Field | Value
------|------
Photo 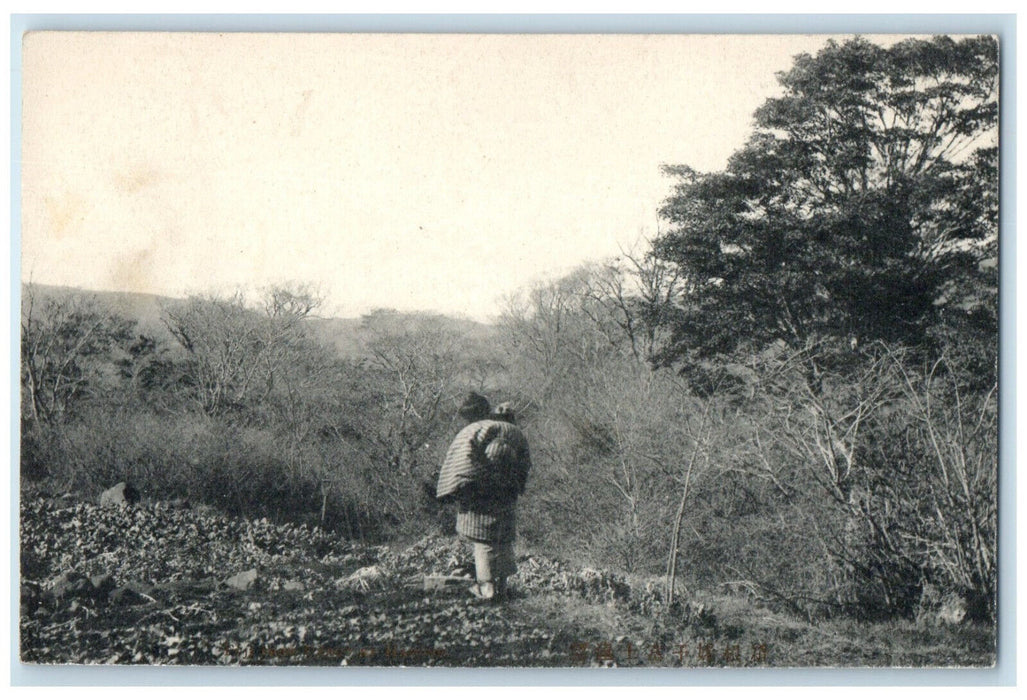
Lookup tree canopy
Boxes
[653,36,998,372]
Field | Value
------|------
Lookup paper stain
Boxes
[113,164,164,195]
[109,247,156,294]
[42,193,87,240]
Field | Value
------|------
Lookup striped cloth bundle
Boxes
[436,419,531,501]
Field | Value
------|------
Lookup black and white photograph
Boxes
[17,29,1000,669]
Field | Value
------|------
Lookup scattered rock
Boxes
[21,581,42,616]
[224,569,259,591]
[282,580,305,592]
[152,578,216,598]
[90,573,114,589]
[50,571,94,600]
[449,564,475,579]
[123,580,155,597]
[349,565,382,581]
[938,593,967,625]
[99,482,140,508]
[424,574,473,592]
[156,498,192,511]
[109,586,151,606]
[46,571,121,604]
[90,574,116,601]
[340,564,386,591]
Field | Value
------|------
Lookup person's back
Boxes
[436,394,531,601]
[451,419,530,540]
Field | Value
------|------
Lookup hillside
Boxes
[20,496,995,667]
[22,284,173,340]
[20,283,496,359]
[306,313,496,359]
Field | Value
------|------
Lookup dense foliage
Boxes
[655,36,997,369]
[644,35,998,619]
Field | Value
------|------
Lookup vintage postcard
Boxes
[18,29,999,671]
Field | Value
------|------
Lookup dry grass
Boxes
[504,586,995,668]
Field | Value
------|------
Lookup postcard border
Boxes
[8,12,1017,687]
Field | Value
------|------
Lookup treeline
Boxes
[21,35,998,624]
[20,285,499,541]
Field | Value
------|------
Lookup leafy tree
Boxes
[654,35,998,372]
[651,35,998,619]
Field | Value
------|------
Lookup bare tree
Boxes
[163,293,262,416]
[351,311,466,521]
[889,350,997,618]
[21,285,132,424]
[256,283,323,400]
[162,284,322,417]
[579,239,685,362]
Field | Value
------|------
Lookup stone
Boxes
[123,580,155,597]
[338,565,386,591]
[21,582,42,616]
[109,586,150,606]
[938,593,967,625]
[224,569,259,591]
[50,571,93,600]
[152,578,215,598]
[90,574,116,601]
[423,575,473,592]
[99,482,140,508]
[282,580,304,592]
[347,565,381,582]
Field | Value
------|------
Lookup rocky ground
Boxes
[20,496,996,667]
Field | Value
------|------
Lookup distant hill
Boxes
[20,283,498,359]
[305,317,367,357]
[307,310,497,359]
[21,284,174,341]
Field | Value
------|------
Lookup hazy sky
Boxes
[23,32,872,320]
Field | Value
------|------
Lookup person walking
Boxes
[436,392,531,601]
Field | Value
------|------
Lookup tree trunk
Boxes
[665,482,690,607]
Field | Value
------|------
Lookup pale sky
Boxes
[22,32,880,321]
